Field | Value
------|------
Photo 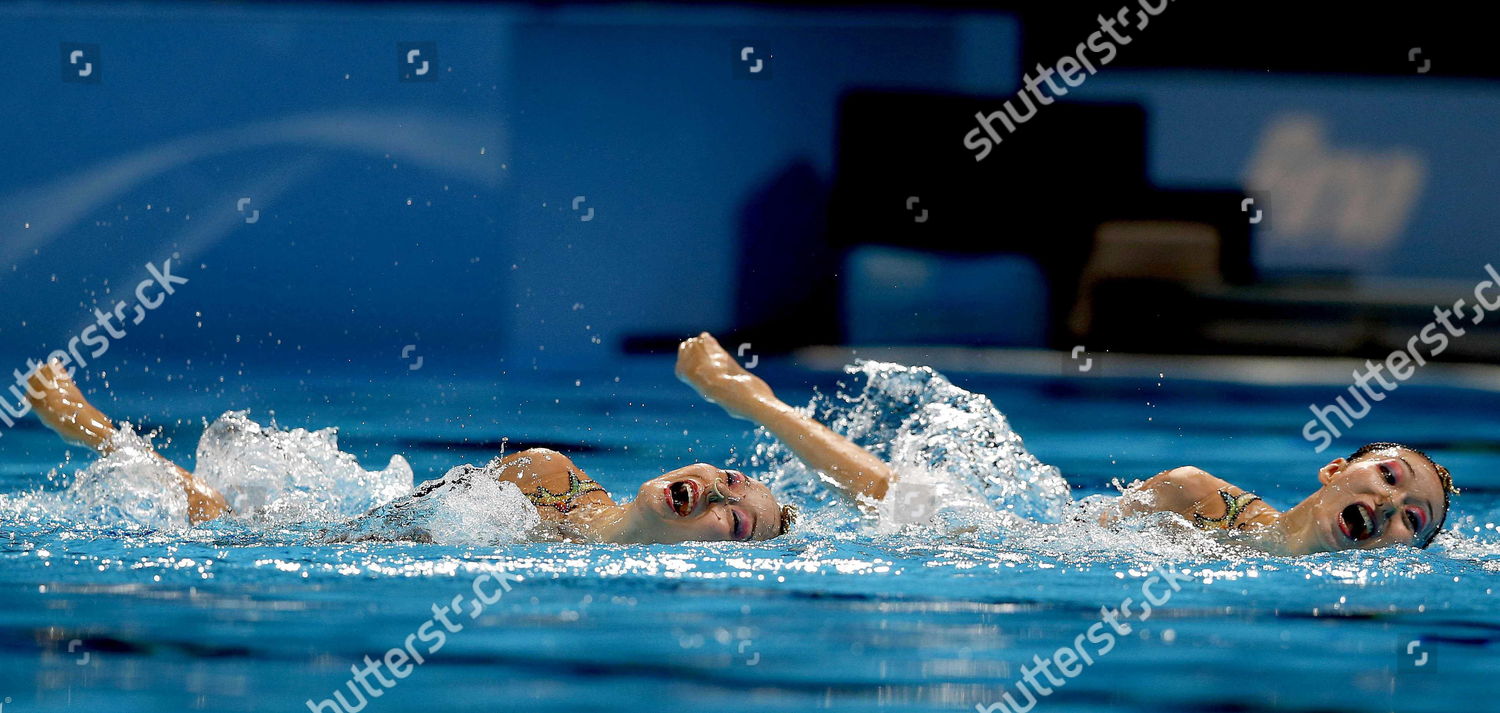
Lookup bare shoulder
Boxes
[1117,466,1234,521]
[1133,466,1228,510]
[1122,466,1274,531]
[492,448,614,514]
[494,447,579,481]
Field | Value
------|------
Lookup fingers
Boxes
[676,334,715,372]
[25,364,63,397]
[675,337,699,379]
[677,334,707,365]
[675,332,749,394]
[678,332,722,351]
[37,359,73,385]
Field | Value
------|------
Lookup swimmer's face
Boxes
[631,464,786,543]
[1295,446,1447,553]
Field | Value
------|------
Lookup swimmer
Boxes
[23,336,881,544]
[1106,444,1458,554]
[674,333,1460,555]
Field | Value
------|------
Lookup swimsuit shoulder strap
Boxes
[1192,488,1264,531]
[525,469,607,514]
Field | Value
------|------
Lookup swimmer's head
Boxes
[1283,442,1456,554]
[628,463,792,543]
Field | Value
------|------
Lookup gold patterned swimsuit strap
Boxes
[1192,489,1262,531]
[526,470,605,514]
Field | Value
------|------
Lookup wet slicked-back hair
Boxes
[1347,442,1458,548]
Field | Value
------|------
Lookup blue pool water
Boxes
[1,357,1497,712]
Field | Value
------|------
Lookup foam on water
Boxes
[1436,504,1500,573]
[0,411,543,545]
[325,462,542,545]
[0,425,188,531]
[193,410,411,524]
[747,360,1072,535]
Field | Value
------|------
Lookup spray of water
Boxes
[747,361,1071,534]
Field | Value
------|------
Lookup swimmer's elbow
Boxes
[495,447,580,481]
[1145,466,1211,491]
[1126,467,1213,516]
[498,447,566,466]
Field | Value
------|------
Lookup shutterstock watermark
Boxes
[963,0,1174,162]
[1301,263,1500,452]
[975,566,1190,713]
[305,569,523,713]
[0,258,189,437]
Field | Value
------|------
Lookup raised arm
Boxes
[675,333,895,502]
[25,362,230,524]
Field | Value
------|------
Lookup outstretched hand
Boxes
[676,331,895,502]
[674,332,775,420]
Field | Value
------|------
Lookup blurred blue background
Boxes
[5,1,1497,378]
[0,0,1495,462]
[0,2,1016,372]
[3,5,1499,713]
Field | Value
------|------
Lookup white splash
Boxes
[325,461,543,546]
[0,411,413,532]
[194,411,412,525]
[0,425,189,530]
[748,361,1072,534]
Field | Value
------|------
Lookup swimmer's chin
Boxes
[565,489,691,545]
